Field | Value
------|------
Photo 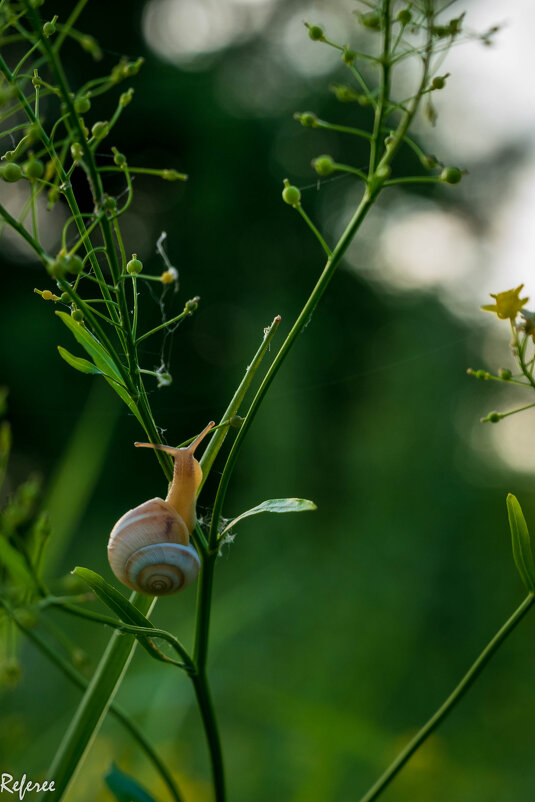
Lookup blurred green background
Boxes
[1,1,535,800]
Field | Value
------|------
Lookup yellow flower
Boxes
[481,285,529,320]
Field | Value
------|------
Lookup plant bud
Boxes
[126,254,143,274]
[312,155,335,177]
[397,9,412,25]
[91,121,109,140]
[23,156,44,180]
[282,183,301,206]
[0,162,22,182]
[307,25,324,41]
[294,111,318,128]
[440,166,463,184]
[74,95,91,114]
[71,142,84,161]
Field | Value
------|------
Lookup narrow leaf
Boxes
[73,566,175,665]
[105,763,158,802]
[507,493,535,593]
[57,346,103,375]
[56,311,143,425]
[220,497,317,536]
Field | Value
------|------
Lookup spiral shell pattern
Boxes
[108,497,200,595]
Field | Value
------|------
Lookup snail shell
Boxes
[107,422,214,596]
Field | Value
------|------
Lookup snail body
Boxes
[108,421,214,596]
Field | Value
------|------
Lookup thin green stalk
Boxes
[44,593,154,801]
[296,205,332,257]
[208,189,375,550]
[46,598,193,669]
[199,314,281,488]
[136,309,191,345]
[359,594,535,802]
[15,618,184,802]
[192,670,226,802]
[0,201,45,258]
[369,0,392,176]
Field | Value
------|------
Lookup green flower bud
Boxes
[341,47,356,65]
[119,89,134,107]
[397,9,412,25]
[60,292,71,304]
[498,368,512,380]
[74,95,91,114]
[185,296,200,313]
[70,142,84,162]
[431,74,448,90]
[72,309,84,323]
[42,20,56,38]
[91,121,109,140]
[126,254,143,274]
[294,111,318,128]
[113,149,126,166]
[0,162,22,182]
[359,11,381,29]
[312,154,336,177]
[64,254,84,275]
[486,411,501,423]
[23,156,44,180]
[123,58,144,77]
[329,84,360,103]
[282,183,301,206]
[307,24,324,41]
[440,166,463,184]
[102,195,117,212]
[229,414,244,429]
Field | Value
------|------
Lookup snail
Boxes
[108,421,215,596]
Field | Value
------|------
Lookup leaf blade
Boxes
[73,566,174,665]
[57,346,103,375]
[507,493,535,593]
[220,497,317,536]
[105,763,158,802]
[55,312,143,425]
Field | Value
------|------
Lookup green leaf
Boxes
[105,763,158,802]
[507,493,535,593]
[55,311,143,425]
[220,497,317,537]
[73,566,175,665]
[57,346,103,375]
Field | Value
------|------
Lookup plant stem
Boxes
[359,594,535,802]
[14,614,184,802]
[192,669,226,802]
[44,594,154,801]
[208,189,375,549]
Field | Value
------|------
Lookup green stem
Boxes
[359,594,535,802]
[369,0,392,176]
[15,617,184,802]
[44,593,154,801]
[199,315,281,489]
[208,189,375,549]
[136,308,191,345]
[191,668,226,802]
